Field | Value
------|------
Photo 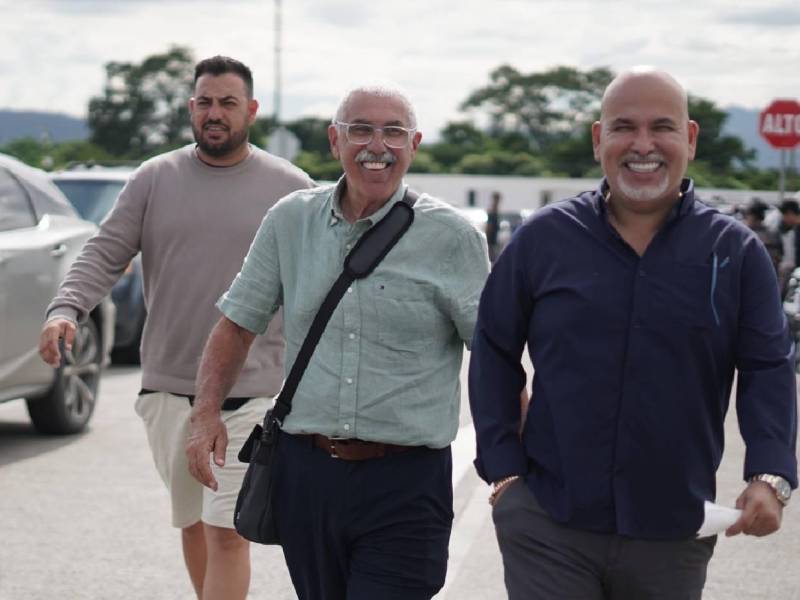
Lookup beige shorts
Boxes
[134,391,271,529]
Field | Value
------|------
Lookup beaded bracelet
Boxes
[489,475,520,505]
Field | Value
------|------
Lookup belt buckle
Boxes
[328,437,347,459]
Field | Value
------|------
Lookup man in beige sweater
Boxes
[39,56,313,600]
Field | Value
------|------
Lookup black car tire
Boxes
[26,319,102,434]
[111,315,143,365]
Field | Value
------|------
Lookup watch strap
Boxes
[750,474,791,506]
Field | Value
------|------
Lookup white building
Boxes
[404,173,786,213]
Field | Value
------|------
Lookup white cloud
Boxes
[1,0,798,137]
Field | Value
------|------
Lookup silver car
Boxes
[51,165,145,363]
[0,153,114,434]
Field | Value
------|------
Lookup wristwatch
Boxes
[750,474,792,506]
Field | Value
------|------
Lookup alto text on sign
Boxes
[759,99,800,149]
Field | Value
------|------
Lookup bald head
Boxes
[591,67,699,210]
[601,68,690,122]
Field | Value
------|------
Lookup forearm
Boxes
[193,316,256,414]
[49,181,145,320]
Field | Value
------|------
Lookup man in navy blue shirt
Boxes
[469,68,797,599]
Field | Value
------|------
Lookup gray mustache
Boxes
[355,149,396,164]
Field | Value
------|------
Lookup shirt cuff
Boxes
[474,438,528,483]
[46,307,80,325]
[216,296,268,335]
[744,439,798,488]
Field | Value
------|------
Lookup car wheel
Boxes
[111,315,143,365]
[26,319,102,434]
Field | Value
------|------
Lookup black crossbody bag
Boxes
[234,189,418,545]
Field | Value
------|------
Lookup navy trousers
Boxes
[273,431,454,600]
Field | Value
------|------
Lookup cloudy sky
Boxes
[2,0,799,138]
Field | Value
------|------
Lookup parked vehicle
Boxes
[0,153,115,434]
[50,165,145,363]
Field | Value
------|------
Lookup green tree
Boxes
[1,137,121,171]
[285,117,332,155]
[545,125,596,177]
[292,151,342,182]
[688,96,755,171]
[455,150,548,176]
[426,121,489,170]
[460,64,613,151]
[88,46,195,157]
[0,137,49,168]
[250,115,277,148]
[408,149,444,173]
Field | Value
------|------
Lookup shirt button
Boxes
[346,377,353,384]
[347,287,353,294]
[343,423,350,431]
[349,333,355,340]
[345,243,352,250]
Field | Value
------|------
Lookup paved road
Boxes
[0,360,798,599]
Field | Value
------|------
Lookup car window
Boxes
[0,168,36,231]
[52,180,125,225]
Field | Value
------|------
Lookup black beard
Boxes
[192,124,249,158]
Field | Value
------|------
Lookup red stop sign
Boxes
[759,99,800,149]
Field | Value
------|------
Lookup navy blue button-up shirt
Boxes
[469,179,798,540]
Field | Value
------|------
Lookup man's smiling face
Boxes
[592,71,698,209]
[328,91,421,206]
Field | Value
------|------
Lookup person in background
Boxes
[486,191,502,262]
[742,198,782,274]
[39,56,314,600]
[777,198,800,295]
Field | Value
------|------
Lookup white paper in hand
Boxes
[696,501,741,538]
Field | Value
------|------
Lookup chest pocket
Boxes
[648,263,717,329]
[370,277,444,352]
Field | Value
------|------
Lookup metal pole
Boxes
[274,0,282,125]
[779,149,786,202]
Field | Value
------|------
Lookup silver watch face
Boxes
[757,474,792,504]
[774,478,792,502]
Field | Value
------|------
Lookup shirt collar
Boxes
[595,177,696,223]
[327,176,408,227]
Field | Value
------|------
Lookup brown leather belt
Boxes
[308,434,417,461]
[139,388,251,411]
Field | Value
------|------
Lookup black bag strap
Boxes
[268,188,419,426]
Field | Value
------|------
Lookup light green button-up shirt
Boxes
[218,179,490,448]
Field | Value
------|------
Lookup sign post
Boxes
[759,99,800,201]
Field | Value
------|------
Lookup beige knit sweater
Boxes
[48,144,314,397]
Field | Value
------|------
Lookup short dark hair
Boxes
[194,56,254,98]
[780,199,800,215]
[744,198,768,221]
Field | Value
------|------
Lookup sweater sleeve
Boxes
[468,231,533,483]
[735,237,798,488]
[46,167,149,322]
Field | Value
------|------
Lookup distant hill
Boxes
[721,105,796,170]
[0,110,88,145]
[0,106,792,171]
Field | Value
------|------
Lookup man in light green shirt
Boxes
[187,84,490,600]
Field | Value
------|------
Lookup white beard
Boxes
[616,171,670,203]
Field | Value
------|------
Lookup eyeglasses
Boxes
[333,121,416,148]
